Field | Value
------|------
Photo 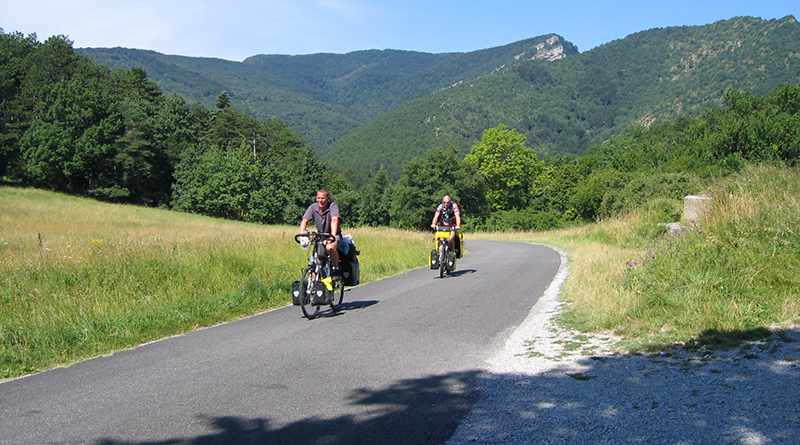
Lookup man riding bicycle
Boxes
[299,188,341,274]
[430,194,461,252]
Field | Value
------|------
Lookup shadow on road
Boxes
[94,328,800,445]
[446,269,476,277]
[307,299,380,319]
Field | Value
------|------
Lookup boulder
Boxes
[683,195,712,225]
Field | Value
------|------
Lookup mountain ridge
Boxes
[326,15,800,177]
[79,33,576,153]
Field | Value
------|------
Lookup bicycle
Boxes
[430,226,457,278]
[292,231,344,319]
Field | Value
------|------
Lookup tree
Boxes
[390,147,462,230]
[463,124,543,212]
[216,91,231,110]
[356,166,390,226]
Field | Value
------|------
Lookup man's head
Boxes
[316,188,331,209]
[442,194,452,208]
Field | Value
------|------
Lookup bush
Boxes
[632,198,683,240]
[484,209,563,231]
[600,172,700,218]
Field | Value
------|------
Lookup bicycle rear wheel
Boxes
[300,268,321,319]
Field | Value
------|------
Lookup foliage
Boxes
[389,147,464,230]
[387,83,800,231]
[79,34,572,155]
[620,165,800,347]
[463,125,543,212]
[0,30,334,226]
[329,16,800,177]
[484,208,563,231]
[355,166,391,226]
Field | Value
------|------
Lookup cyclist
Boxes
[299,188,341,274]
[430,194,461,254]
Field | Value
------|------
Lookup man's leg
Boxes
[325,240,340,268]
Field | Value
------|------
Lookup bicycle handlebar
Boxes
[294,232,336,243]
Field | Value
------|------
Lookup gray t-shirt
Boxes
[302,202,340,235]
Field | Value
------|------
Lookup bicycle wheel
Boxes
[330,279,344,311]
[300,268,321,319]
[439,243,447,278]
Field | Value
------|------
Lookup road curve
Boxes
[0,240,560,445]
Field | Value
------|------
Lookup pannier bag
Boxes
[338,234,359,259]
[429,250,439,269]
[312,281,332,305]
[338,234,360,286]
[342,256,360,286]
[291,280,304,305]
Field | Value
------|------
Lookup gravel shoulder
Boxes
[448,247,800,445]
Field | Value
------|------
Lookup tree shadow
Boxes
[96,370,483,445]
[94,328,800,445]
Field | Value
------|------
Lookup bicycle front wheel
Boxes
[330,280,344,311]
[300,268,321,319]
[439,243,447,279]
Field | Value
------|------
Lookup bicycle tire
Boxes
[330,280,344,311]
[299,268,321,319]
[439,242,447,279]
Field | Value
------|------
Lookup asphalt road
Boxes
[0,240,560,445]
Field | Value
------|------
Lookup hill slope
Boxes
[328,16,800,176]
[80,34,576,153]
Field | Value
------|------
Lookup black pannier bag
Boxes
[339,235,360,286]
[342,256,359,286]
[291,280,303,305]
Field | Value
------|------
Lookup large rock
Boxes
[683,195,712,225]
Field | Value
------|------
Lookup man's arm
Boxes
[454,204,461,228]
[299,205,314,233]
[331,216,340,236]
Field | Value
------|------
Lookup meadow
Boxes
[0,188,428,379]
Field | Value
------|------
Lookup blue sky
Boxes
[1,0,797,61]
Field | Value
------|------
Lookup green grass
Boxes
[476,164,800,350]
[0,188,428,379]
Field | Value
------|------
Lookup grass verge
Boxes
[0,188,428,379]
[476,164,800,350]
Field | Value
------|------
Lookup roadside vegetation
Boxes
[0,188,428,379]
[477,164,800,350]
